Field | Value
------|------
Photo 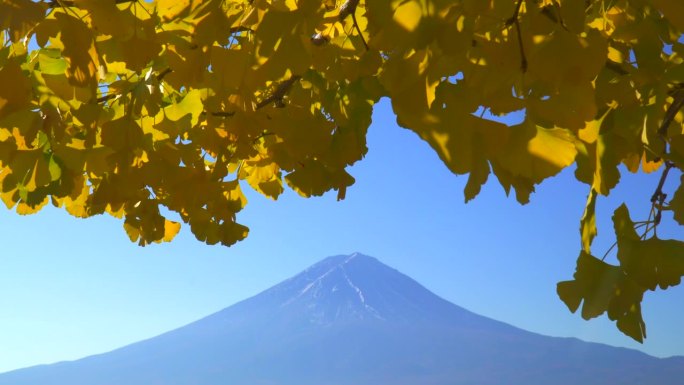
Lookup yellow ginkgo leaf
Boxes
[163,220,182,242]
[55,13,100,87]
[0,60,32,119]
[0,0,46,42]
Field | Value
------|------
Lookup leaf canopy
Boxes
[1,0,684,341]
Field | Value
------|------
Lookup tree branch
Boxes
[650,161,675,226]
[229,26,254,35]
[49,0,255,37]
[255,75,302,110]
[202,76,302,116]
[156,67,173,82]
[506,0,527,73]
[338,0,360,21]
[96,67,172,104]
[97,90,119,104]
[505,0,524,27]
[48,0,133,7]
[605,59,629,76]
[513,20,527,73]
[202,111,235,118]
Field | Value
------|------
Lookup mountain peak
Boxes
[299,252,378,274]
[248,253,468,326]
[278,253,384,322]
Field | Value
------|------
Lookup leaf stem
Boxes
[600,240,618,261]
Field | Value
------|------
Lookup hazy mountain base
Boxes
[2,254,683,385]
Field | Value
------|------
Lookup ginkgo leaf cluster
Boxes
[1,0,683,341]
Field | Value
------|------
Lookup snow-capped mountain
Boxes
[1,253,682,385]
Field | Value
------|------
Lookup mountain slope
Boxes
[1,253,682,385]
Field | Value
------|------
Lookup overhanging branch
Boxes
[48,0,133,7]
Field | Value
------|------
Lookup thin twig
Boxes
[505,0,524,27]
[252,131,275,144]
[539,2,568,30]
[650,161,675,226]
[229,26,255,35]
[605,59,629,76]
[514,20,527,72]
[96,93,119,104]
[351,13,369,51]
[202,111,235,118]
[600,240,618,261]
[505,0,527,73]
[337,0,368,51]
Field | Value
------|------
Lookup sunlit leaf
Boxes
[163,219,181,242]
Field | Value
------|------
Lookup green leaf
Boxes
[580,188,598,253]
[557,250,647,342]
[38,49,68,75]
[492,121,577,204]
[614,204,684,291]
[163,89,204,128]
[650,0,684,33]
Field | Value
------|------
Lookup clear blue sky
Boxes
[1,99,683,373]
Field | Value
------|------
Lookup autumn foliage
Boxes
[1,0,684,341]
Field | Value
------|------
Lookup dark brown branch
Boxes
[252,131,275,144]
[540,6,559,23]
[338,0,360,21]
[202,111,235,118]
[48,0,133,7]
[96,93,118,104]
[505,0,524,27]
[96,67,172,104]
[156,67,173,82]
[513,20,527,73]
[255,75,302,110]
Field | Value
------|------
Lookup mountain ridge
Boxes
[1,252,683,385]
